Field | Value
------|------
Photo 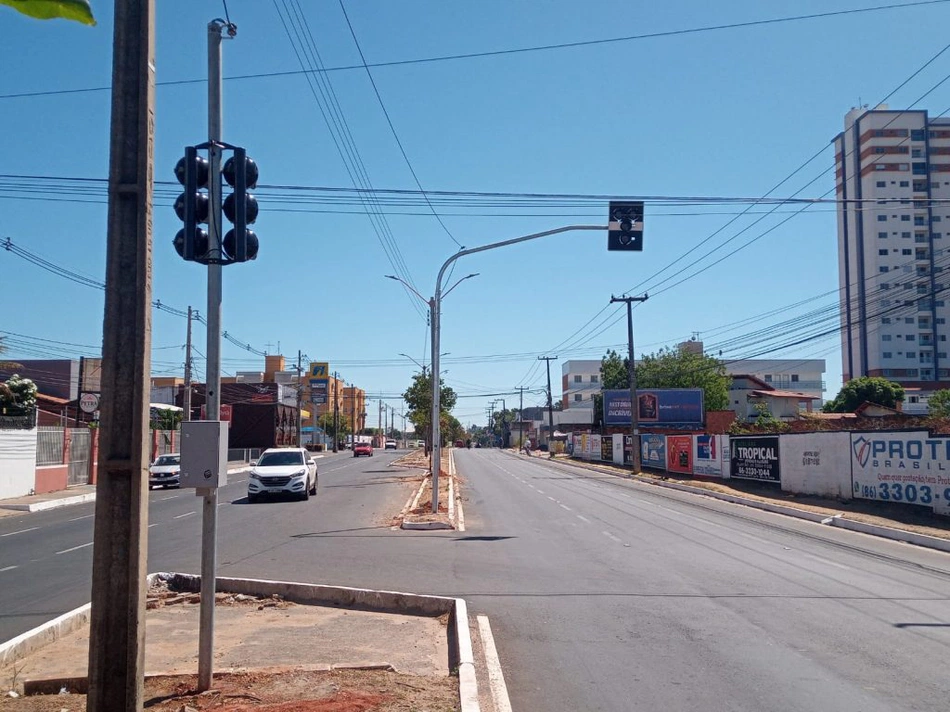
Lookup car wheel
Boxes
[299,483,310,501]
[309,476,317,496]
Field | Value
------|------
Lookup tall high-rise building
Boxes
[835,105,950,389]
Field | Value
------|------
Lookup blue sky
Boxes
[3,0,950,426]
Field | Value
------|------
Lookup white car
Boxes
[247,447,317,503]
[149,453,181,489]
[384,439,397,450]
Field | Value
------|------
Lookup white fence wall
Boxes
[0,428,38,499]
[779,432,852,499]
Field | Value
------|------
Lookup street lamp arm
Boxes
[442,273,479,300]
[384,274,429,305]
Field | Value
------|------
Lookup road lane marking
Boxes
[547,496,556,502]
[174,511,196,519]
[536,489,545,494]
[158,495,178,501]
[476,615,513,712]
[56,542,93,555]
[68,514,94,522]
[576,514,590,522]
[602,531,623,544]
[559,504,572,511]
[0,527,39,537]
[148,523,160,528]
[0,565,17,573]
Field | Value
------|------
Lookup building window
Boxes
[934,216,943,222]
[906,317,915,323]
[590,375,599,383]
[915,216,927,225]
[574,394,582,402]
[912,129,926,141]
[876,180,887,188]
[908,352,917,359]
[880,266,889,273]
[881,283,890,290]
[883,352,893,358]
[939,300,946,307]
[877,231,887,239]
[882,299,893,307]
[903,248,913,255]
[877,215,888,222]
[942,335,947,341]
[913,148,923,158]
[914,180,927,191]
[879,248,889,255]
[914,162,928,175]
[882,317,891,324]
[902,232,911,239]
[933,182,941,189]
[791,375,799,382]
[907,334,917,341]
[938,318,946,325]
[900,181,910,187]
[882,335,892,341]
[935,233,943,239]
[573,375,582,383]
[901,215,911,222]
[940,352,948,358]
[764,375,772,382]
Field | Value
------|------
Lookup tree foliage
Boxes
[317,411,350,439]
[822,376,904,413]
[0,374,37,414]
[1,0,95,24]
[928,389,950,418]
[402,372,457,440]
[598,346,730,413]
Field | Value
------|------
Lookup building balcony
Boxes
[762,380,824,393]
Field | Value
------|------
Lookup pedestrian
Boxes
[523,439,531,456]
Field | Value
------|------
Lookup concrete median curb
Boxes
[0,603,91,669]
[1,492,97,513]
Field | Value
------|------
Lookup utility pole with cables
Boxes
[517,385,525,449]
[296,350,302,447]
[610,293,648,473]
[539,356,558,457]
[333,371,340,452]
[183,306,194,421]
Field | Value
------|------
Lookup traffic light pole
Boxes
[197,18,230,693]
[610,294,648,473]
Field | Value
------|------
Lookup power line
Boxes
[3,1,947,100]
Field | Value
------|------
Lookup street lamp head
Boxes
[384,274,398,281]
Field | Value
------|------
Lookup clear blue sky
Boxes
[3,0,950,426]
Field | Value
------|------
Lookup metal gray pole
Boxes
[539,356,557,456]
[183,306,193,421]
[611,294,648,472]
[296,350,302,447]
[429,297,440,512]
[87,2,155,709]
[197,18,229,693]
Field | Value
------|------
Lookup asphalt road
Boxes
[4,447,950,711]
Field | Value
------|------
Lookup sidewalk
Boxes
[0,463,251,516]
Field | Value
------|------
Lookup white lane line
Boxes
[158,495,178,501]
[559,503,572,511]
[0,527,39,538]
[148,523,160,528]
[476,615,513,712]
[68,514,95,522]
[547,496,556,502]
[576,514,590,523]
[0,565,18,573]
[173,511,196,520]
[56,542,93,555]
[602,530,622,544]
[536,489,545,494]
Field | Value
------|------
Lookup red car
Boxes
[353,442,374,457]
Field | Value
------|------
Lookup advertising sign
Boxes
[731,435,780,482]
[601,436,613,462]
[200,404,232,422]
[79,393,100,414]
[851,431,950,508]
[692,434,726,477]
[309,362,329,379]
[309,378,329,405]
[590,434,602,460]
[603,389,704,426]
[641,434,666,469]
[666,434,693,474]
[780,432,852,498]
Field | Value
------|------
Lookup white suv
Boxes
[247,448,317,503]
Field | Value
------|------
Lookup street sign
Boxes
[608,201,644,251]
[79,392,100,413]
[309,377,329,405]
[309,362,329,378]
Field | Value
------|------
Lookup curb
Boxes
[558,455,950,555]
[1,492,97,513]
[401,520,454,530]
[5,573,482,710]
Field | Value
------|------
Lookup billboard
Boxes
[603,389,704,426]
[851,431,950,509]
[693,434,727,478]
[601,436,613,462]
[780,432,852,498]
[666,434,693,474]
[641,434,666,469]
[730,435,780,482]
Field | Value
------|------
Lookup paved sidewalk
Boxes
[0,463,251,516]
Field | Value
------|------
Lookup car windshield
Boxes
[155,455,179,466]
[257,451,304,466]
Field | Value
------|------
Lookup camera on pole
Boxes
[221,148,259,262]
[173,147,211,261]
[607,201,644,251]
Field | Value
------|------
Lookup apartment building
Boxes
[561,360,603,409]
[835,105,950,389]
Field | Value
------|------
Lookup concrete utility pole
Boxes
[378,399,383,447]
[539,356,558,457]
[610,294,648,473]
[296,350,303,447]
[488,402,495,446]
[518,386,525,448]
[350,383,357,447]
[333,371,339,452]
[87,1,155,710]
[183,306,194,421]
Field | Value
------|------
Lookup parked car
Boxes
[384,439,397,450]
[353,442,374,457]
[247,447,317,502]
[148,453,180,489]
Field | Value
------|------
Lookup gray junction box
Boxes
[180,420,228,488]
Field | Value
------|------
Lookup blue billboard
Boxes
[603,389,704,426]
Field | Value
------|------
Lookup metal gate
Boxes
[67,428,91,486]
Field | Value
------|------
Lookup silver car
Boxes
[247,448,317,503]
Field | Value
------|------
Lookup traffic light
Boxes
[221,148,259,262]
[173,147,211,261]
[607,201,644,251]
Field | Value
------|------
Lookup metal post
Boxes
[429,297,440,511]
[196,19,230,693]
[183,306,193,421]
[610,294,648,472]
[539,357,557,456]
[296,350,302,447]
[333,371,339,452]
[87,2,155,709]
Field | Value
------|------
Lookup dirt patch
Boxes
[0,669,459,711]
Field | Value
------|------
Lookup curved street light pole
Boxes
[429,224,604,513]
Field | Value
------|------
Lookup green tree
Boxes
[822,376,904,413]
[150,406,181,431]
[402,372,457,444]
[317,411,350,440]
[0,374,38,415]
[1,0,95,24]
[600,349,628,389]
[929,389,950,418]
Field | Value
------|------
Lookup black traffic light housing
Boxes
[607,201,644,251]
[172,143,260,265]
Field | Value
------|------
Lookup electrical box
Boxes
[180,420,228,489]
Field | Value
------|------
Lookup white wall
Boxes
[780,432,852,499]
[0,429,38,499]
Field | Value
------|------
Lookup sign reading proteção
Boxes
[602,389,704,426]
[730,435,780,482]
[851,431,950,507]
